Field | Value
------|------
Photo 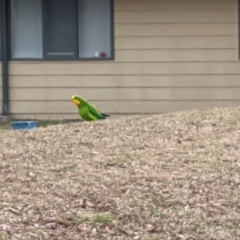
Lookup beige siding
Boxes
[116,23,237,37]
[8,62,240,75]
[10,75,240,88]
[115,10,237,23]
[114,0,236,11]
[115,36,237,49]
[8,0,240,119]
[10,100,240,114]
[9,87,240,101]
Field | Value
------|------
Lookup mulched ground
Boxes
[0,106,240,240]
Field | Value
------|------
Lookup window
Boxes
[78,0,112,59]
[10,0,114,60]
[43,0,78,59]
[11,0,43,58]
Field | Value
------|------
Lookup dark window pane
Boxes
[44,0,78,58]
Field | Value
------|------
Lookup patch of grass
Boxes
[92,214,112,226]
[152,196,168,206]
[195,223,209,233]
[150,210,169,219]
[72,213,91,224]
[0,122,11,130]
[177,209,192,218]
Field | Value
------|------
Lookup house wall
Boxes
[8,0,240,120]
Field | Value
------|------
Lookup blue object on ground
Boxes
[11,121,38,130]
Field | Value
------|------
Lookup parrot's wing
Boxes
[85,102,106,119]
[89,105,109,119]
[81,106,97,121]
[82,99,109,119]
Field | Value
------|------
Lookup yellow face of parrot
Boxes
[71,95,81,107]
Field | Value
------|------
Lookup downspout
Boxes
[1,0,9,117]
[239,0,240,59]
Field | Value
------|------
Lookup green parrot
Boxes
[71,95,109,121]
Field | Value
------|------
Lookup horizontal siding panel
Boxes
[115,36,238,49]
[115,23,237,37]
[9,75,240,88]
[9,87,240,101]
[10,113,81,120]
[115,10,237,24]
[115,0,236,11]
[10,100,240,114]
[9,62,240,75]
[116,49,238,62]
[10,113,157,121]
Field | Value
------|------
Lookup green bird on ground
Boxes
[71,95,109,121]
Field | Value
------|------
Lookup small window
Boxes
[10,0,114,60]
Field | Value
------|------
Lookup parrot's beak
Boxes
[71,95,81,106]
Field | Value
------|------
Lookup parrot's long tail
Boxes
[99,113,110,119]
